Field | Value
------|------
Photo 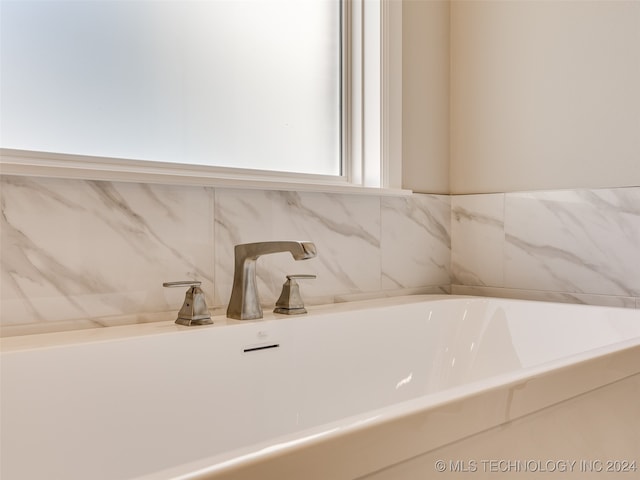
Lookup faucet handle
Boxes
[285,274,317,281]
[163,281,213,326]
[274,274,316,315]
[163,280,202,288]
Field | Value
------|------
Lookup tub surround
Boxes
[2,175,639,335]
[452,187,640,309]
[0,176,450,335]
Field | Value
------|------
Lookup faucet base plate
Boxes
[273,307,308,315]
[175,316,213,326]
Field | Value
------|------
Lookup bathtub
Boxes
[1,295,639,480]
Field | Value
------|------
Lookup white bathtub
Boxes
[1,295,639,480]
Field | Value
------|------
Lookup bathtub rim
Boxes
[2,293,638,352]
[0,294,453,351]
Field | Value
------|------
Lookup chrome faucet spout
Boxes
[226,241,317,320]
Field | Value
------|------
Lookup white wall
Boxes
[402,0,450,194]
[450,0,640,194]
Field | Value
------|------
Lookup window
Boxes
[0,0,402,191]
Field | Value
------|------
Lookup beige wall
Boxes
[402,0,450,194]
[450,0,640,194]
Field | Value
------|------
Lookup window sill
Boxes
[0,149,412,197]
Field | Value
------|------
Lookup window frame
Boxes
[0,0,406,195]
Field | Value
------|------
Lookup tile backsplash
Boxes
[1,176,450,335]
[452,187,640,308]
[2,176,638,336]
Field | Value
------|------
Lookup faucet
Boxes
[227,241,317,320]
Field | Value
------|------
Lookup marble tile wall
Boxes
[0,175,451,335]
[3,176,638,336]
[451,187,640,308]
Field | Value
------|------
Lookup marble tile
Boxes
[4,177,639,334]
[451,194,505,287]
[451,285,638,309]
[505,188,640,297]
[1,176,214,325]
[214,189,381,308]
[381,194,450,290]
